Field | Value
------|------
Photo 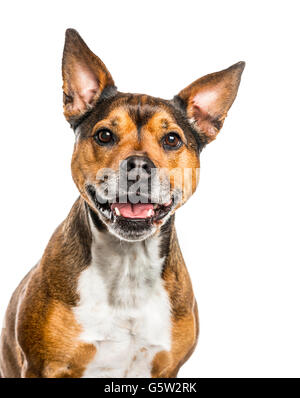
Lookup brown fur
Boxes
[0,29,244,377]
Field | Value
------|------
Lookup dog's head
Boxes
[62,29,244,241]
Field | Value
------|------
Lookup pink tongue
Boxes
[111,203,154,219]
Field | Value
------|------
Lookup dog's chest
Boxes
[73,234,171,378]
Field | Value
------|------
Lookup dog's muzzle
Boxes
[86,156,178,241]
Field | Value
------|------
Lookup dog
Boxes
[0,29,244,378]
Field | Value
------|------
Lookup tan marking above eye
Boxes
[143,111,187,145]
[91,108,137,138]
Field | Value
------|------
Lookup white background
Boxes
[0,0,299,377]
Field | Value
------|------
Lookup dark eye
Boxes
[94,129,115,146]
[162,132,182,150]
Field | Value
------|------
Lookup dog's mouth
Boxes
[86,185,174,224]
[110,201,173,221]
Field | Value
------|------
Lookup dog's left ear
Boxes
[62,28,115,124]
[176,62,245,143]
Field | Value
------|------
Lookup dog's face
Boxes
[62,29,244,241]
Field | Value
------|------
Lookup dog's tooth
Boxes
[147,209,154,217]
[154,204,159,209]
[115,207,121,216]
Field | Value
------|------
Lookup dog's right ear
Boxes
[62,29,115,125]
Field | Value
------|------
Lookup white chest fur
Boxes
[73,229,171,378]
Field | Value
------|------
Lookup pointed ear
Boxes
[176,62,245,143]
[62,29,115,124]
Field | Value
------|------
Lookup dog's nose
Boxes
[124,156,156,176]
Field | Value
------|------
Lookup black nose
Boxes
[124,156,156,176]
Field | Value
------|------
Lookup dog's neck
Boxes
[42,197,174,307]
[85,200,173,262]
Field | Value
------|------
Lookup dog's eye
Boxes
[94,129,115,146]
[162,132,182,150]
